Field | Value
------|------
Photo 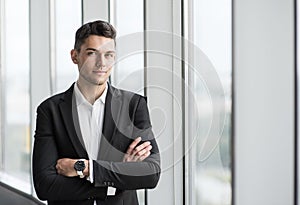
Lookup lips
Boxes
[93,70,107,74]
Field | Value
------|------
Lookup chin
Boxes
[91,77,107,86]
[96,80,107,86]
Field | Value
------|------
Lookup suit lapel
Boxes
[98,85,122,159]
[72,93,86,150]
[58,84,88,158]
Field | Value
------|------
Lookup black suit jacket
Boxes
[32,84,160,205]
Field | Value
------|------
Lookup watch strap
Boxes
[77,170,85,178]
[75,159,86,178]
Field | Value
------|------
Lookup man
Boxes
[32,20,160,205]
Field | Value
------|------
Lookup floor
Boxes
[0,184,43,205]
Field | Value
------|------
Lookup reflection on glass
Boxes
[192,0,232,204]
[55,0,81,93]
[297,0,300,203]
[112,0,145,204]
[3,0,31,192]
[111,0,144,96]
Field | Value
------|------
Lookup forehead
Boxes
[81,35,115,51]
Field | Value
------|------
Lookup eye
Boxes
[87,51,96,56]
[105,53,115,58]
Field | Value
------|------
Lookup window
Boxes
[188,0,232,204]
[0,0,83,198]
[110,0,144,96]
[54,0,82,93]
[1,0,31,194]
[110,0,145,203]
[297,0,300,203]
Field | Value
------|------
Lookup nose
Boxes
[96,54,105,69]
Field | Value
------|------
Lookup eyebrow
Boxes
[85,48,115,53]
[85,48,97,51]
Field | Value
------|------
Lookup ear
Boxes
[71,49,78,64]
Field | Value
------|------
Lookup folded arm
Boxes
[33,106,107,201]
[56,137,160,190]
[92,96,161,189]
[56,96,161,190]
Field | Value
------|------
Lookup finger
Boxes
[136,145,152,160]
[56,164,62,174]
[55,164,59,172]
[125,148,145,162]
[133,145,151,161]
[136,151,151,161]
[132,141,151,156]
[135,148,147,157]
[133,141,151,155]
[124,146,151,162]
[126,137,142,154]
[123,153,133,162]
[135,144,152,156]
[145,144,153,151]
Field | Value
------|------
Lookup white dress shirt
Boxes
[74,82,107,204]
[74,82,107,179]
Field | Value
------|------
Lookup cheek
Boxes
[79,58,95,70]
[108,59,114,64]
[106,58,115,66]
[107,67,113,75]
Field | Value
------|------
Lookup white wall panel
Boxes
[83,0,109,23]
[145,0,183,205]
[29,0,52,198]
[234,0,295,204]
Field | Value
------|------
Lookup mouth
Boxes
[93,70,107,75]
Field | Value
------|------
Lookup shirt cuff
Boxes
[87,159,94,183]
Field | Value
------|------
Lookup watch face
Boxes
[74,160,85,171]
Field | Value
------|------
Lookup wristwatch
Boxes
[74,159,86,178]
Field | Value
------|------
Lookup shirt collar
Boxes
[99,83,108,104]
[74,82,108,107]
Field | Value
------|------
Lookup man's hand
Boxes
[123,137,152,162]
[56,158,89,177]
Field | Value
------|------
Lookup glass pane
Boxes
[2,0,31,193]
[111,0,144,96]
[112,0,145,203]
[297,0,300,203]
[55,0,81,93]
[191,0,232,204]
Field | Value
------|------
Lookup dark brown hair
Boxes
[74,20,116,51]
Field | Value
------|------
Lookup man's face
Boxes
[71,35,116,86]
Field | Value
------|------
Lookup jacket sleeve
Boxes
[92,96,161,190]
[32,105,107,201]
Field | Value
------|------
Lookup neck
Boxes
[76,80,107,105]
